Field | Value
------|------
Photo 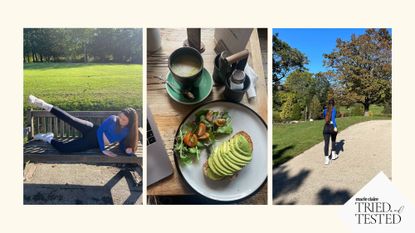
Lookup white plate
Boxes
[174,101,268,202]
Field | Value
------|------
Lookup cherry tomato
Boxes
[197,122,206,137]
[198,132,209,140]
[214,118,226,127]
[205,111,213,122]
[183,132,198,147]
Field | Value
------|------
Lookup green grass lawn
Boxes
[24,63,142,113]
[273,114,391,167]
[337,104,386,117]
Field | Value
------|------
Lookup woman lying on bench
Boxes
[28,95,138,157]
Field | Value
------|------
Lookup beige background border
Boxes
[0,0,413,232]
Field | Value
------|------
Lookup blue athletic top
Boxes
[323,107,337,128]
[96,115,129,152]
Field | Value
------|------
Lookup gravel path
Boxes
[273,120,391,205]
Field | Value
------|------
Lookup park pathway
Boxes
[24,164,143,204]
[273,120,391,205]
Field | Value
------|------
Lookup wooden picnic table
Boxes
[147,28,267,204]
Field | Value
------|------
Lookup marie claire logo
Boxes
[355,196,404,224]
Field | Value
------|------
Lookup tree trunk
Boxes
[364,103,370,116]
[84,44,88,63]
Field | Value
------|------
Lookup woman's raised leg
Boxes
[29,95,94,135]
[50,106,94,135]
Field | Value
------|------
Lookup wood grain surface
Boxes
[147,28,267,204]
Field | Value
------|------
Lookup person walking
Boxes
[322,98,338,165]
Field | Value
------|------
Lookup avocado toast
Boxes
[203,131,253,180]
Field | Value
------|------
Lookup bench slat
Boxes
[24,139,143,164]
[53,117,58,136]
[48,117,52,133]
[24,154,142,164]
[31,111,120,118]
[36,117,40,135]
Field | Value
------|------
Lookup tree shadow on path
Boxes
[273,165,311,205]
[317,187,352,205]
[24,168,142,205]
[273,144,295,168]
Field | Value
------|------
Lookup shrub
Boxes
[292,104,302,120]
[273,111,282,123]
[350,104,364,116]
[280,94,302,121]
[338,111,346,118]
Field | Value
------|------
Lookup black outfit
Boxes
[50,106,100,153]
[323,123,337,157]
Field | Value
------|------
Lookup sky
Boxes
[272,28,392,74]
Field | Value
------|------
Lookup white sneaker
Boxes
[325,156,330,165]
[331,151,338,160]
[28,95,52,111]
[34,132,54,143]
[28,95,42,106]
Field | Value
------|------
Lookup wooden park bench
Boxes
[24,110,143,165]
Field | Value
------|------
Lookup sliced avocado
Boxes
[204,132,254,181]
[216,145,240,173]
[230,137,250,157]
[206,166,223,180]
[219,142,240,167]
[222,141,249,166]
[229,141,252,162]
[208,156,223,177]
[222,151,244,172]
[224,151,247,167]
[236,135,253,153]
[232,135,253,156]
[211,148,233,176]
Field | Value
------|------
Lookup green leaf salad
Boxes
[174,109,233,164]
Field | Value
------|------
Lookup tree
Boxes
[280,93,302,121]
[309,95,322,119]
[23,28,34,62]
[313,72,330,105]
[23,28,143,64]
[324,29,392,116]
[69,28,95,63]
[285,70,314,120]
[272,34,308,88]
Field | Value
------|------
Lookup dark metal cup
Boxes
[224,74,251,102]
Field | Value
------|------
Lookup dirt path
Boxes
[273,120,391,205]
